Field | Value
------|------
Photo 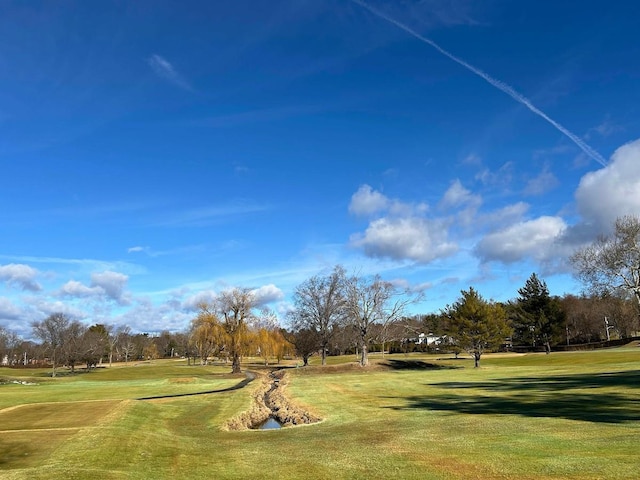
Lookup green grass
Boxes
[0,360,240,408]
[1,349,639,479]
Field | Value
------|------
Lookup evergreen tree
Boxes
[514,273,565,353]
[444,287,512,367]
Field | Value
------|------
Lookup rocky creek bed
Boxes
[225,369,320,431]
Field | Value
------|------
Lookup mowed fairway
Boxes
[1,348,639,480]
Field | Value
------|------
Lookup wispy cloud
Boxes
[461,153,482,166]
[127,244,208,258]
[585,116,623,140]
[0,255,145,275]
[523,165,559,196]
[151,202,271,228]
[475,162,514,189]
[147,54,193,91]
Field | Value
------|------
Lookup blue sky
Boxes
[1,0,639,338]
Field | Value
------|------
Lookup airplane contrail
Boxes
[351,0,608,167]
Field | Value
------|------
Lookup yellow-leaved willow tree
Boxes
[193,288,291,373]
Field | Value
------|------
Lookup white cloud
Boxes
[91,271,130,304]
[0,297,22,321]
[436,180,482,229]
[393,279,433,293]
[251,284,284,306]
[58,271,130,305]
[480,202,529,229]
[0,263,41,291]
[147,54,193,91]
[575,138,640,231]
[180,284,282,315]
[585,117,622,140]
[113,298,193,334]
[182,290,217,311]
[351,216,457,263]
[60,280,102,298]
[462,153,482,165]
[127,246,146,253]
[349,184,389,216]
[475,162,514,188]
[475,216,567,264]
[439,179,481,210]
[470,138,640,268]
[349,185,460,264]
[24,296,87,321]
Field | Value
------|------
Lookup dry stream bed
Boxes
[225,369,320,430]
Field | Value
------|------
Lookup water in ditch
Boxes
[258,416,282,430]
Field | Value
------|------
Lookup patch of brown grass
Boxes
[167,377,197,384]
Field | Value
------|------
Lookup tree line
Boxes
[285,214,640,368]
[2,215,639,372]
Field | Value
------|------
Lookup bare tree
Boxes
[375,319,407,357]
[290,265,347,366]
[600,294,639,338]
[571,215,640,311]
[60,320,87,372]
[81,327,107,368]
[560,294,602,344]
[0,327,21,365]
[118,329,136,364]
[32,313,72,377]
[345,273,417,367]
[174,331,193,364]
[106,325,130,367]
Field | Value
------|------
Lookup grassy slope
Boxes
[1,349,639,479]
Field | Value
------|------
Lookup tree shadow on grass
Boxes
[383,359,461,370]
[386,392,640,424]
[430,370,640,392]
[137,371,255,400]
[385,370,640,424]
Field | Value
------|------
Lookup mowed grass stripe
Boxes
[0,400,121,430]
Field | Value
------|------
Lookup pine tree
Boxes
[515,273,565,353]
[444,288,512,367]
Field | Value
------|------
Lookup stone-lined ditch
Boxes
[225,369,320,431]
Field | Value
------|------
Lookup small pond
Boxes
[257,417,282,430]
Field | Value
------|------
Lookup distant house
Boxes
[414,333,445,346]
